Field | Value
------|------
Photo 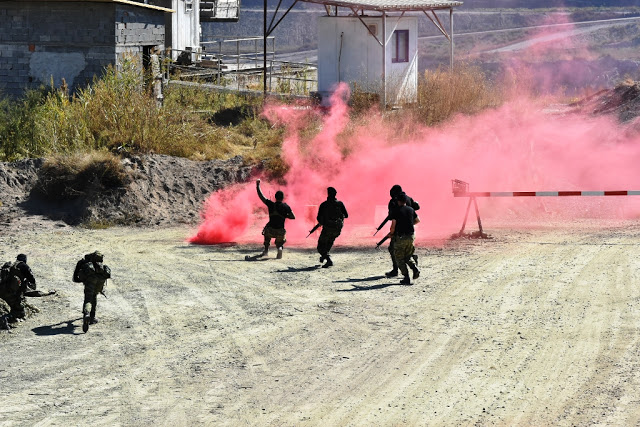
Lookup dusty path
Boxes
[2,219,640,425]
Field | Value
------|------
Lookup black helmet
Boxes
[327,187,337,198]
[86,251,104,262]
[390,185,403,198]
[16,254,27,263]
[396,193,410,204]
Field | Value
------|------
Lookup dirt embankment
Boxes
[0,154,257,228]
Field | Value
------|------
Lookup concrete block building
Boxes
[0,0,172,97]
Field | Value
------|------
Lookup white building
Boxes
[152,0,239,61]
[308,0,462,105]
[318,15,418,104]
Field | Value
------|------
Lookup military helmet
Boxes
[16,253,27,263]
[86,251,104,262]
[390,185,403,198]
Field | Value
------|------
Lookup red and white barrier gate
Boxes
[451,179,640,238]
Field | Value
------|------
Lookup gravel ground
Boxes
[2,218,640,425]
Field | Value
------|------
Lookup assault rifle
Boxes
[374,216,390,236]
[306,223,322,238]
[376,234,390,249]
[101,279,108,298]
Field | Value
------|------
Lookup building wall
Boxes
[0,1,165,97]
[317,16,418,104]
[115,4,166,73]
[155,0,201,61]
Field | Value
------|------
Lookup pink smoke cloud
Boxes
[190,86,640,247]
[190,14,640,247]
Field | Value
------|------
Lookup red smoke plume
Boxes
[190,19,640,247]
[190,84,640,247]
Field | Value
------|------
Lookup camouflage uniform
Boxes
[256,180,295,257]
[0,265,26,321]
[385,185,420,277]
[76,251,111,332]
[263,226,287,249]
[389,194,420,285]
[393,235,417,280]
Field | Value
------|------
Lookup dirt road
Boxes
[2,219,640,426]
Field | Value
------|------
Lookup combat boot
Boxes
[322,256,333,268]
[411,266,420,280]
[385,269,398,278]
[319,255,326,263]
[400,276,412,285]
[82,313,90,333]
[276,247,283,259]
[0,316,9,330]
[260,245,269,257]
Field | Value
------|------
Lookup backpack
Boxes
[1,261,23,293]
[73,258,88,283]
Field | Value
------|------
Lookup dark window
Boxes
[392,30,409,63]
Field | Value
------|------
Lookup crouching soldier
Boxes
[73,251,111,333]
[0,259,27,327]
[15,254,55,297]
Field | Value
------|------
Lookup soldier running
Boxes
[382,185,420,278]
[315,187,348,268]
[74,251,111,333]
[386,193,421,285]
[256,179,295,259]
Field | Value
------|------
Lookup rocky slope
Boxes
[0,154,257,228]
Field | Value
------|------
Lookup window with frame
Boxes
[392,30,409,63]
[185,0,193,12]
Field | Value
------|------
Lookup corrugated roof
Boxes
[300,0,462,11]
[0,0,175,13]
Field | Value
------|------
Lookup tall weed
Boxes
[408,63,503,126]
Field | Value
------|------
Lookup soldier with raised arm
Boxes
[256,179,295,259]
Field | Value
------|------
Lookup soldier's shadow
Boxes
[32,318,82,336]
[276,265,322,272]
[335,275,401,291]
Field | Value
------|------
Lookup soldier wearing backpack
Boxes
[0,259,27,324]
[316,187,348,268]
[73,251,111,333]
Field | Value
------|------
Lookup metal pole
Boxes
[263,0,267,94]
[237,39,240,90]
[382,12,386,108]
[473,197,485,237]
[449,8,454,69]
[459,197,472,235]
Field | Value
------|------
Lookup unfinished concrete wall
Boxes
[0,1,165,97]
[115,4,166,73]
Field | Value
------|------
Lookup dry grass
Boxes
[406,63,503,126]
[0,59,504,179]
[34,151,129,200]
